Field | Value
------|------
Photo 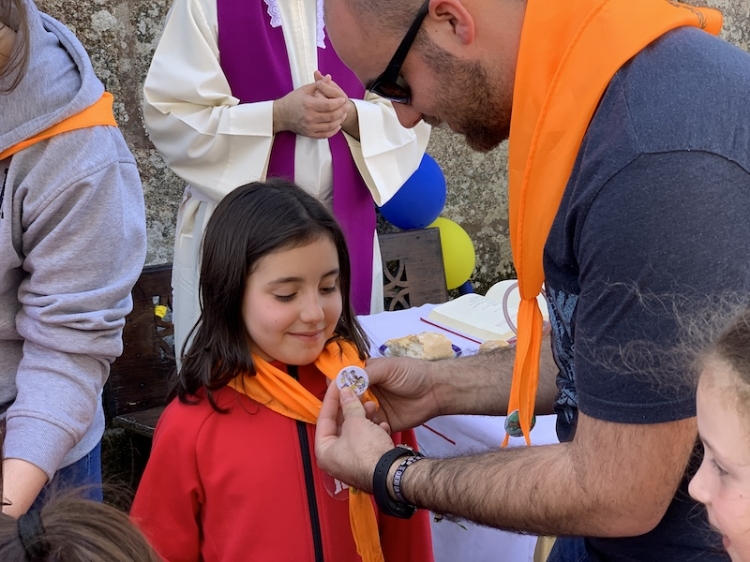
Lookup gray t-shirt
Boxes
[544,27,750,561]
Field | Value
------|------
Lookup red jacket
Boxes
[131,363,434,562]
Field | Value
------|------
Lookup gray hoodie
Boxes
[0,0,146,480]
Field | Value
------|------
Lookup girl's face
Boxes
[242,236,342,366]
[690,360,750,561]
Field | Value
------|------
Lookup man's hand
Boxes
[313,71,359,138]
[366,340,560,431]
[315,385,394,491]
[273,82,348,138]
[365,356,443,432]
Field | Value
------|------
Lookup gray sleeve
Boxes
[6,128,146,479]
[573,150,750,424]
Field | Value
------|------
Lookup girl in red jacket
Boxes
[131,179,434,562]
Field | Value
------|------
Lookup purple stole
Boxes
[217,0,375,314]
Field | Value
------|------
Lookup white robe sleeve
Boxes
[142,0,274,202]
[347,94,431,207]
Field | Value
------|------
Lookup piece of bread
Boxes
[478,339,510,354]
[385,332,454,360]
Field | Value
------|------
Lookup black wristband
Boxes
[372,446,419,519]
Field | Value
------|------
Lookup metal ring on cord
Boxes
[501,281,550,337]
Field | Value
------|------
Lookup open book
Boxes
[421,280,548,344]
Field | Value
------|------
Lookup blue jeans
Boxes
[30,441,103,511]
[547,537,590,562]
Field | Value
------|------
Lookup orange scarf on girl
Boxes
[506,0,721,445]
[227,339,384,562]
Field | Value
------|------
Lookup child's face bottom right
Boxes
[690,364,750,562]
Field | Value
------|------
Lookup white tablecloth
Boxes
[358,304,559,562]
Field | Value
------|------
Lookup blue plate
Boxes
[379,343,462,358]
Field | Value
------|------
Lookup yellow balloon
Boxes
[428,217,476,290]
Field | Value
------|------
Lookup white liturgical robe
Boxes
[143,0,430,354]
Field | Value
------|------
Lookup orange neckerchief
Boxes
[227,340,384,562]
[506,0,721,446]
[0,92,117,161]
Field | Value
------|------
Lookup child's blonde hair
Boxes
[0,493,161,562]
[697,305,750,412]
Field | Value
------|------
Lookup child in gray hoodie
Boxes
[0,0,146,515]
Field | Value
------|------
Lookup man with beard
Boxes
[315,0,750,561]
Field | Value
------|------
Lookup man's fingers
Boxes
[317,381,342,439]
[316,80,346,99]
[363,400,390,428]
[364,356,391,384]
[312,96,348,113]
[339,386,366,419]
[363,400,378,419]
[313,70,347,99]
[299,82,319,94]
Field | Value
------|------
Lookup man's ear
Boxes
[429,0,475,46]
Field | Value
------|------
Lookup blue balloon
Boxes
[457,280,475,295]
[379,154,447,230]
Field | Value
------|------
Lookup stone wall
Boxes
[37,0,750,294]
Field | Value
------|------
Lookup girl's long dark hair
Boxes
[178,179,369,410]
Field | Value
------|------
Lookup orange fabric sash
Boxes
[228,340,384,562]
[506,0,721,445]
[0,92,117,161]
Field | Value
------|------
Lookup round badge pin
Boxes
[504,409,537,438]
[335,366,369,397]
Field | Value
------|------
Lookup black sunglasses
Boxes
[366,0,430,104]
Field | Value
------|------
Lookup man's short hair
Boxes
[344,0,426,36]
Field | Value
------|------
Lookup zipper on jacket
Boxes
[288,365,324,562]
[0,166,8,219]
